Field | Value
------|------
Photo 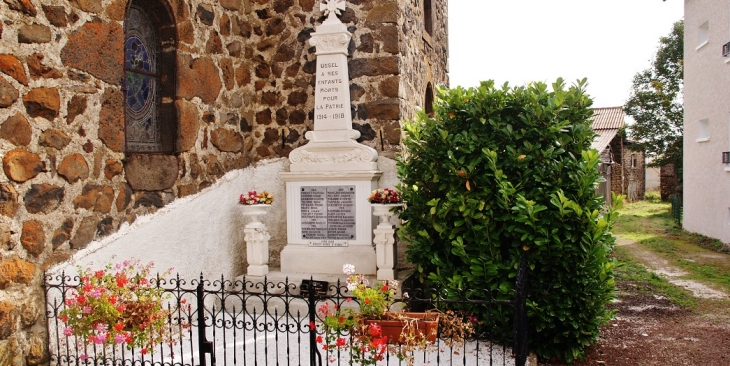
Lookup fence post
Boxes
[197,278,215,366]
[513,251,529,366]
[308,277,322,366]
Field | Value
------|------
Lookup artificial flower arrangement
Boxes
[368,188,402,204]
[316,264,474,365]
[59,259,187,358]
[239,190,274,205]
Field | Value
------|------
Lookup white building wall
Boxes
[684,0,730,244]
[49,157,402,277]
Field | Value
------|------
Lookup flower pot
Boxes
[371,203,403,227]
[240,204,271,225]
[363,312,438,344]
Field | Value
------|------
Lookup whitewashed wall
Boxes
[49,157,401,278]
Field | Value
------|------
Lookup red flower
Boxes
[141,348,148,355]
[381,285,388,292]
[316,335,323,344]
[114,323,124,331]
[77,295,86,305]
[59,315,69,323]
[94,270,104,278]
[364,298,370,305]
[335,337,346,347]
[115,273,128,287]
[309,321,316,330]
[338,316,345,324]
[368,323,382,337]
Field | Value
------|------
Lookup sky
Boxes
[447,1,685,108]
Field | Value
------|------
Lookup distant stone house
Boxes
[0,0,449,362]
[590,107,645,204]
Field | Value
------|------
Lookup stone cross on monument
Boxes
[321,0,346,18]
[279,0,382,275]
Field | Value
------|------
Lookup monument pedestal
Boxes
[280,171,381,275]
[280,246,377,275]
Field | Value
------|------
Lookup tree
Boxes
[398,79,622,362]
[624,20,683,174]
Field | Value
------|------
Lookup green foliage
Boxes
[624,20,683,174]
[397,79,621,362]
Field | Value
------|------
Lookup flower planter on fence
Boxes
[363,312,438,344]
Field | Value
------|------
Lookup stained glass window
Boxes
[124,5,161,152]
[424,0,433,36]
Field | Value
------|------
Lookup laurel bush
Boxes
[397,79,621,362]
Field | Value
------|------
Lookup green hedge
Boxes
[397,79,621,362]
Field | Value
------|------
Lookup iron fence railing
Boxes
[45,266,528,366]
[671,193,683,226]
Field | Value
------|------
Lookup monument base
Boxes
[247,265,269,277]
[280,245,377,275]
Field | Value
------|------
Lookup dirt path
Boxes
[542,236,730,365]
[616,237,729,300]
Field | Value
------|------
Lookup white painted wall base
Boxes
[49,158,290,280]
[48,157,401,280]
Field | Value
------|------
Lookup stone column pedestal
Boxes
[241,204,271,276]
[372,203,402,280]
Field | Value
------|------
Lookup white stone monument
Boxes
[279,0,381,275]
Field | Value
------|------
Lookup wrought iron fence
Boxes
[45,266,529,366]
[671,193,683,226]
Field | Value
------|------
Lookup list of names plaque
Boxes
[300,185,356,243]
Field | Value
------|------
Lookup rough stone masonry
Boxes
[0,0,448,363]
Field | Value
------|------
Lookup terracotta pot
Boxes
[363,312,438,344]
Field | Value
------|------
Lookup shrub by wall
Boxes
[398,79,621,362]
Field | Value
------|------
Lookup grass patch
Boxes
[612,246,697,309]
[614,198,730,296]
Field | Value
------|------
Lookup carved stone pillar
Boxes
[241,204,271,276]
[372,203,402,280]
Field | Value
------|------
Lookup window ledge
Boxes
[724,57,730,64]
[724,166,730,172]
[422,30,432,46]
[696,40,709,51]
[696,137,710,142]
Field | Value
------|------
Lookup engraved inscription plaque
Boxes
[301,187,328,240]
[326,185,356,240]
[300,185,356,242]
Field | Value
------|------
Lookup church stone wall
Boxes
[0,0,448,362]
[398,0,449,130]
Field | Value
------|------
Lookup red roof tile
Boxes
[590,107,625,130]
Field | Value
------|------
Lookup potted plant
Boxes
[239,190,274,220]
[368,188,403,224]
[239,190,274,205]
[317,264,474,365]
[58,259,187,359]
[368,188,402,205]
